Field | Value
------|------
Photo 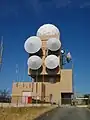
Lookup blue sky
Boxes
[0,0,90,94]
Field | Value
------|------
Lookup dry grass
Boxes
[0,106,54,120]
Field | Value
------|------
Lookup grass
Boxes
[0,106,54,120]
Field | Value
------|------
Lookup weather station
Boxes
[12,24,73,105]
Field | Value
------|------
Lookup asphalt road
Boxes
[35,107,90,120]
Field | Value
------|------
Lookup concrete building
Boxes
[12,24,73,105]
[12,69,72,105]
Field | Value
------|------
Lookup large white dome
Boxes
[36,24,60,40]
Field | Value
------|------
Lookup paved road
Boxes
[35,107,90,120]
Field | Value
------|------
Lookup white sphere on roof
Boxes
[45,55,59,69]
[24,36,42,54]
[36,24,60,40]
[47,38,61,51]
[27,55,42,70]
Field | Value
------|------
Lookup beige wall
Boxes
[44,82,60,103]
[43,69,72,104]
[12,69,72,105]
[11,82,43,103]
[60,69,72,92]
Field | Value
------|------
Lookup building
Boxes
[12,24,73,105]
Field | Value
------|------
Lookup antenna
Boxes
[0,36,3,71]
[22,61,26,88]
[23,61,26,82]
[16,64,19,82]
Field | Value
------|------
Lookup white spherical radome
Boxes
[27,55,42,70]
[36,24,60,40]
[45,55,59,69]
[24,36,42,54]
[47,38,61,51]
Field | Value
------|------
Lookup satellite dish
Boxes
[47,38,61,51]
[24,36,42,54]
[27,55,42,70]
[45,55,59,69]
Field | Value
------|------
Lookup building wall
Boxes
[60,69,72,92]
[43,69,72,104]
[44,82,61,104]
[11,82,43,103]
[11,69,72,105]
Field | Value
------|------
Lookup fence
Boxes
[61,98,90,106]
[11,96,51,105]
[0,96,90,107]
[75,98,90,105]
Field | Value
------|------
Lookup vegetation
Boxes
[0,89,55,119]
[0,106,54,120]
[0,89,11,103]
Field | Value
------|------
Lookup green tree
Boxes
[0,89,11,103]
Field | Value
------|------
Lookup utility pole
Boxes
[72,61,75,103]
[16,64,19,82]
[36,70,38,106]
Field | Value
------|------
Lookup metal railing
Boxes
[0,96,52,107]
[0,96,90,107]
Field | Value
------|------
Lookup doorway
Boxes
[22,91,32,104]
[61,93,72,105]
